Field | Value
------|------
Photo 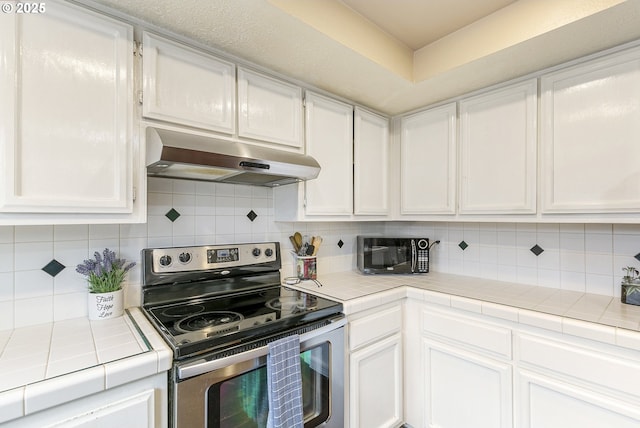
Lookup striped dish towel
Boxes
[267,334,304,428]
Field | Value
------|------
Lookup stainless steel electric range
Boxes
[141,242,346,428]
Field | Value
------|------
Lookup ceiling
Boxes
[341,0,517,50]
[84,0,640,116]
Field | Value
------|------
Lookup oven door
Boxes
[359,237,415,274]
[173,318,345,428]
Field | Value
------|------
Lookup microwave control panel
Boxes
[415,238,429,273]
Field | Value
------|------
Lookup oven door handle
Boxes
[176,316,347,380]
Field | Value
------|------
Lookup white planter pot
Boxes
[88,289,124,320]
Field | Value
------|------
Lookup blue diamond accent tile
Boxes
[247,210,258,222]
[165,208,181,222]
[42,259,65,277]
[530,244,544,256]
[458,241,468,250]
[635,252,640,263]
[337,240,344,248]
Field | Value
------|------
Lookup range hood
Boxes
[146,127,320,186]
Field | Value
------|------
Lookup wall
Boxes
[1,177,638,330]
[386,221,639,297]
[0,178,379,330]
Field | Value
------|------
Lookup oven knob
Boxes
[252,248,261,257]
[265,248,274,257]
[178,252,191,264]
[159,255,172,266]
[417,239,429,250]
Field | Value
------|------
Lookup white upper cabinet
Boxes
[237,68,303,150]
[142,32,236,134]
[459,79,537,214]
[400,103,457,215]
[0,0,142,223]
[354,107,389,216]
[541,47,640,214]
[273,92,353,221]
[303,92,353,216]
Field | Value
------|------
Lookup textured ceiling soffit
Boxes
[84,0,640,116]
[88,0,408,95]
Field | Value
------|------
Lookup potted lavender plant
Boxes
[76,248,135,320]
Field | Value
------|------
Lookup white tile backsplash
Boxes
[0,179,378,330]
[0,228,14,244]
[1,178,640,330]
[0,244,14,273]
[426,221,640,299]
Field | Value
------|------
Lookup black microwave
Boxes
[357,236,431,274]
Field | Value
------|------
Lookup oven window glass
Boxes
[209,343,330,427]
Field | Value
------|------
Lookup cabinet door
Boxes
[400,103,457,214]
[304,92,353,216]
[48,389,156,428]
[354,107,389,215]
[238,68,303,149]
[0,1,134,214]
[350,333,403,428]
[142,32,235,134]
[459,80,537,214]
[2,373,168,428]
[517,370,640,428]
[423,339,513,428]
[540,48,640,213]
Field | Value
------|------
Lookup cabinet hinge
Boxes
[137,90,143,105]
[132,186,137,202]
[134,41,142,57]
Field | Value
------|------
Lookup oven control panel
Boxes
[150,242,278,273]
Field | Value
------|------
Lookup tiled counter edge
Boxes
[336,284,640,352]
[405,287,640,353]
[294,271,640,351]
[0,308,172,424]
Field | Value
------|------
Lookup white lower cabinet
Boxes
[348,303,403,428]
[350,333,403,428]
[2,373,167,428]
[406,303,513,428]
[516,370,640,428]
[515,331,640,428]
[423,339,512,428]
[404,297,640,428]
[48,390,156,428]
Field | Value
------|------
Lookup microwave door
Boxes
[392,240,413,273]
[371,241,411,273]
[370,245,389,269]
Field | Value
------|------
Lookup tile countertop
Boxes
[288,271,640,348]
[0,307,172,424]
